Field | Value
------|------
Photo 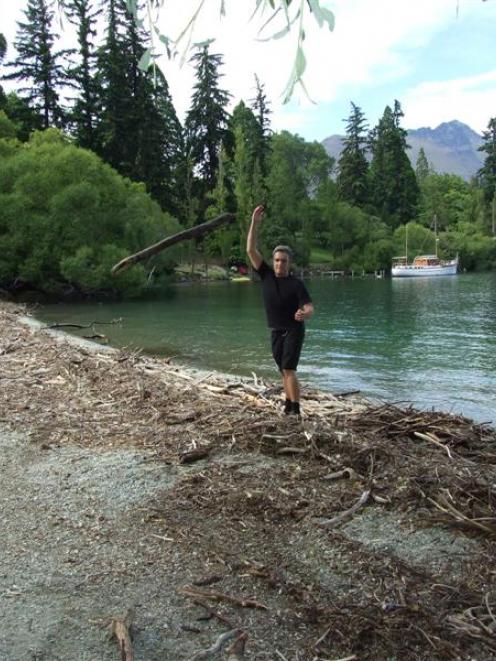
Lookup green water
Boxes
[36,272,496,424]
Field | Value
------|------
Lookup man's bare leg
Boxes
[282,369,300,410]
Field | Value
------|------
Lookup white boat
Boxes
[391,254,459,277]
[391,217,459,278]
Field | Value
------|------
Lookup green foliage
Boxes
[0,129,180,297]
[0,111,17,139]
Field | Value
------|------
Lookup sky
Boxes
[2,0,496,141]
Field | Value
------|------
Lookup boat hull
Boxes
[391,262,458,277]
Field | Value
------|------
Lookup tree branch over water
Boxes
[111,212,235,275]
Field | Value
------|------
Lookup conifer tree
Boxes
[368,101,419,227]
[96,0,184,213]
[96,0,137,176]
[185,44,231,203]
[0,34,7,108]
[415,146,430,183]
[4,0,68,128]
[63,0,101,150]
[250,74,272,177]
[336,102,369,207]
[0,34,6,62]
[477,117,496,204]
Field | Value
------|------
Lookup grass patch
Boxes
[310,247,334,264]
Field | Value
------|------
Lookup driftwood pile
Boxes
[0,301,495,659]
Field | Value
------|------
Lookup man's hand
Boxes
[252,205,264,225]
[295,303,314,322]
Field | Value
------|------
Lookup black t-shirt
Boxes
[256,260,312,329]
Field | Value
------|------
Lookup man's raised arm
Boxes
[246,205,264,270]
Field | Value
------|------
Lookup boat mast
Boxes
[405,224,408,262]
[434,214,438,257]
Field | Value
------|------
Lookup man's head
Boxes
[272,245,292,277]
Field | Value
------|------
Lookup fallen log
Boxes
[111,213,236,275]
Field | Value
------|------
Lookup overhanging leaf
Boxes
[307,0,324,27]
[295,45,306,78]
[320,6,335,31]
[125,0,138,17]
[138,49,152,72]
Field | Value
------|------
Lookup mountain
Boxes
[322,120,484,181]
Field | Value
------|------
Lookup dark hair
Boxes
[272,245,293,259]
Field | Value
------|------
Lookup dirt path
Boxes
[0,301,495,660]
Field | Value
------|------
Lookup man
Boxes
[246,204,314,416]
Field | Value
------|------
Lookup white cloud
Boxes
[403,71,496,134]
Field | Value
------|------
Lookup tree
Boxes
[0,34,6,63]
[0,33,7,109]
[336,102,369,207]
[0,128,180,297]
[0,91,44,141]
[63,0,101,151]
[96,0,184,213]
[368,101,419,227]
[4,0,68,128]
[415,147,430,184]
[250,74,272,177]
[184,43,231,209]
[477,117,496,206]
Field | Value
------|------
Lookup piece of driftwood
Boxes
[316,490,371,528]
[180,585,268,610]
[110,608,135,661]
[179,447,211,464]
[190,629,241,660]
[111,213,235,275]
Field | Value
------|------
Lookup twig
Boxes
[191,629,241,660]
[193,599,236,628]
[316,490,370,528]
[180,586,268,610]
[414,431,454,459]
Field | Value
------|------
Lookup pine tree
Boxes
[477,117,496,204]
[0,34,6,62]
[3,0,68,128]
[63,0,101,150]
[185,44,231,204]
[135,68,185,215]
[96,0,184,213]
[415,147,430,184]
[250,74,272,177]
[96,0,135,174]
[0,34,7,108]
[336,102,369,207]
[368,101,419,227]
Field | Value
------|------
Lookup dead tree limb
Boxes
[111,213,236,275]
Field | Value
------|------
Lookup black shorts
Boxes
[271,325,305,371]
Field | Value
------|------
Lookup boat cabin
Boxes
[412,255,440,267]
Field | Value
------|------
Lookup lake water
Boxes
[36,272,496,424]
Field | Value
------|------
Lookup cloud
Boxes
[403,71,496,133]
